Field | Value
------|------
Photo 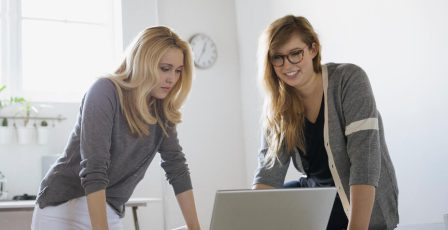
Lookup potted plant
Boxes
[0,84,14,144]
[0,117,14,144]
[15,99,38,144]
[37,120,49,145]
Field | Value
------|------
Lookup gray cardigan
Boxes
[36,78,192,217]
[254,63,399,229]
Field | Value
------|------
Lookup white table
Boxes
[0,197,161,230]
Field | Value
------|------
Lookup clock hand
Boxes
[198,41,207,61]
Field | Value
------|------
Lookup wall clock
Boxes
[189,33,218,69]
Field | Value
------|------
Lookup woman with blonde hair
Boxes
[32,26,200,230]
[253,15,399,229]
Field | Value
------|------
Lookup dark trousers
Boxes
[284,180,348,230]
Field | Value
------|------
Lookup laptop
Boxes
[209,187,336,230]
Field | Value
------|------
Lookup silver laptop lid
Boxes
[210,187,336,230]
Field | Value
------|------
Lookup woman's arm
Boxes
[159,125,199,229]
[338,65,381,228]
[176,189,201,230]
[87,189,109,230]
[252,131,291,188]
[80,80,118,230]
[252,183,275,189]
[348,185,375,230]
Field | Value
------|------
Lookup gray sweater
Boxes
[36,78,192,217]
[254,63,399,229]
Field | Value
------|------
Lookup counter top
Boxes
[0,197,161,212]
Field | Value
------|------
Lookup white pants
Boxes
[31,196,123,230]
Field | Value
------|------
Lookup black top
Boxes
[294,96,348,230]
[296,96,334,187]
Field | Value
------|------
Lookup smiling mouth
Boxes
[284,70,300,78]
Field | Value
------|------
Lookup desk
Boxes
[0,197,161,230]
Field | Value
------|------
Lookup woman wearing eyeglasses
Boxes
[252,15,399,230]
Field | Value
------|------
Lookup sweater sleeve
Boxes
[339,64,381,187]
[158,125,192,195]
[79,78,116,194]
[253,131,290,188]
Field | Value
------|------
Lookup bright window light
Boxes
[2,0,122,102]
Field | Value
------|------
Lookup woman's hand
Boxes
[252,183,274,189]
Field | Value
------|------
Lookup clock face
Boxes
[189,33,217,69]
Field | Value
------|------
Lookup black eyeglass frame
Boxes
[269,48,306,67]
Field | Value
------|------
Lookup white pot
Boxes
[37,127,50,145]
[16,126,36,144]
[0,126,14,144]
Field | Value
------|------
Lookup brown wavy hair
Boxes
[259,15,322,167]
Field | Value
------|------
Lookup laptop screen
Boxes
[209,187,336,230]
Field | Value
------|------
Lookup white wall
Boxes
[121,0,158,48]
[235,0,448,227]
[157,0,247,228]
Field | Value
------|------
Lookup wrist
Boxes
[187,223,201,230]
[347,220,368,230]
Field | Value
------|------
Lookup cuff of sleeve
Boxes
[172,174,193,195]
[349,177,379,188]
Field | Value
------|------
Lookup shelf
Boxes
[0,115,66,122]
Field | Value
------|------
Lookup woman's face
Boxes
[150,48,184,99]
[271,33,317,89]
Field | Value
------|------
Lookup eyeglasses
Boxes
[270,48,305,67]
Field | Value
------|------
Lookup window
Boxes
[1,0,122,102]
[0,0,5,86]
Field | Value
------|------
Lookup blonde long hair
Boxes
[108,26,193,137]
[259,15,322,167]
